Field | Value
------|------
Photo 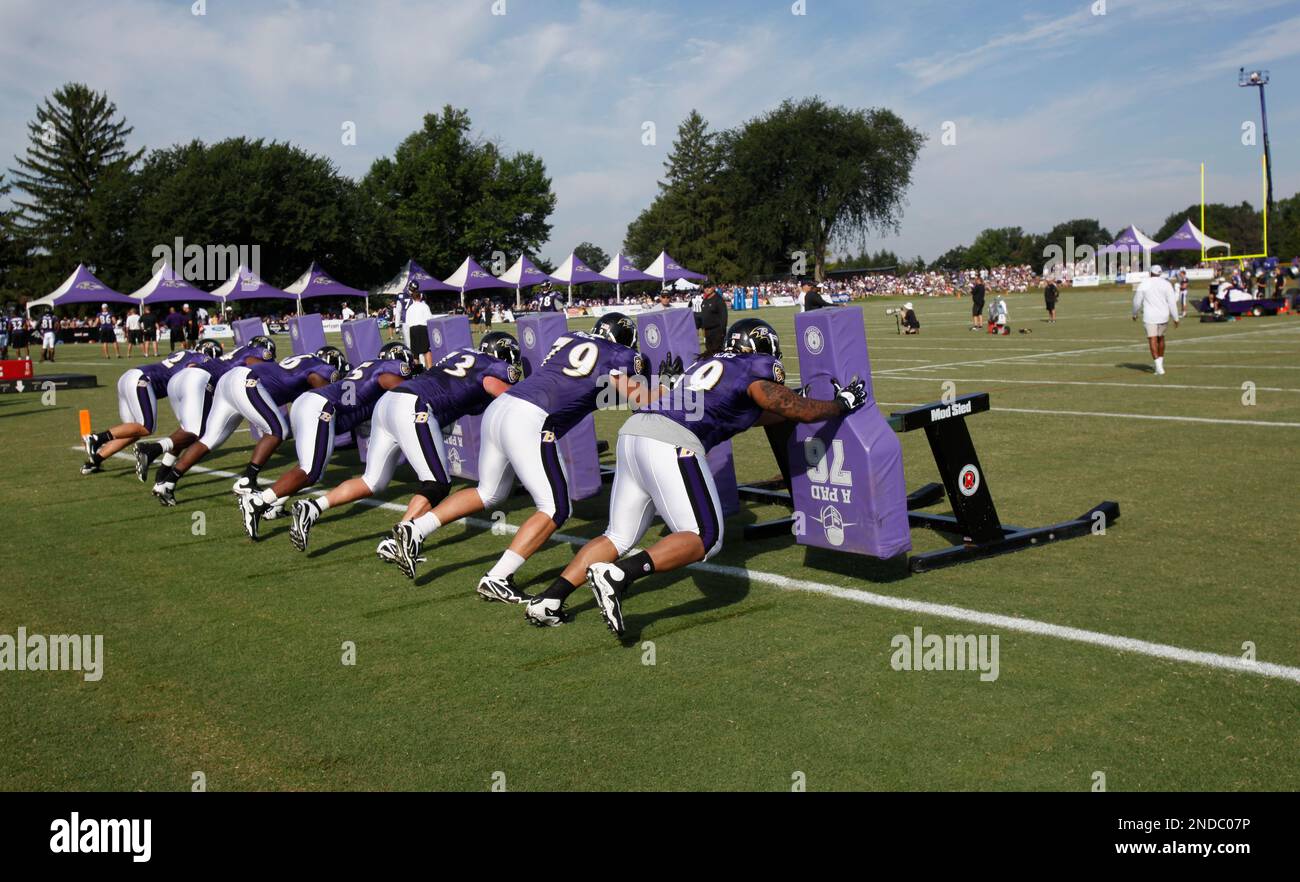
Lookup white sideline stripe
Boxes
[90,449,1300,684]
[875,402,1300,428]
[876,323,1300,375]
[881,375,1300,393]
[974,361,1300,371]
[991,407,1300,428]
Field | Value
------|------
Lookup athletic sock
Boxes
[90,453,104,466]
[93,430,113,445]
[154,465,174,484]
[159,438,173,453]
[487,550,526,580]
[538,576,582,602]
[315,497,331,512]
[160,452,176,467]
[243,462,261,480]
[259,488,278,505]
[412,512,441,540]
[620,550,656,589]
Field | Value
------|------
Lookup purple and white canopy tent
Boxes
[26,264,136,314]
[212,265,296,304]
[284,261,368,315]
[641,251,707,291]
[443,257,512,309]
[379,259,457,296]
[129,262,221,305]
[1151,219,1230,255]
[551,252,607,306]
[1099,225,1160,254]
[598,252,657,303]
[498,255,560,309]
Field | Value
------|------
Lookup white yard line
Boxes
[965,361,1300,371]
[988,407,1299,428]
[879,375,1300,393]
[875,401,1299,428]
[88,448,1300,684]
[875,323,1300,375]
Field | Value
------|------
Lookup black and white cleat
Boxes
[524,596,571,627]
[289,500,320,552]
[587,562,629,636]
[391,522,422,580]
[476,574,531,605]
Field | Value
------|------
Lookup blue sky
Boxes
[1,0,1296,269]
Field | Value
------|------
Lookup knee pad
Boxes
[419,479,449,507]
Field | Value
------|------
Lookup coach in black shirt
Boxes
[801,279,831,311]
[696,283,727,356]
[970,277,987,330]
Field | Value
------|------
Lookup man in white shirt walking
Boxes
[401,281,434,369]
[1132,264,1180,375]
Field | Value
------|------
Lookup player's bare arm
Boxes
[749,379,846,422]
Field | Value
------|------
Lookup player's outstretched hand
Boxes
[832,376,868,413]
[657,353,684,387]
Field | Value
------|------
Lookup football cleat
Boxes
[262,498,286,520]
[80,460,102,476]
[391,522,423,579]
[524,596,572,627]
[152,482,177,507]
[232,475,256,496]
[238,493,266,540]
[587,562,629,636]
[289,500,321,552]
[82,434,101,459]
[375,537,399,564]
[375,536,425,567]
[476,574,531,605]
[134,443,160,483]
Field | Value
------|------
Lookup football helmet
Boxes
[479,331,521,369]
[379,341,420,373]
[591,312,636,349]
[314,345,350,375]
[249,335,277,360]
[196,339,224,358]
[724,318,782,360]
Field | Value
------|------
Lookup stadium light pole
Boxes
[1239,68,1273,253]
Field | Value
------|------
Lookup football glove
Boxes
[657,353,685,388]
[832,376,868,413]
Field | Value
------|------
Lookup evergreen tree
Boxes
[8,83,142,267]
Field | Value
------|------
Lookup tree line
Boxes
[0,85,556,303]
[2,84,1293,307]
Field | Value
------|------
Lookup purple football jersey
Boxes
[202,344,274,380]
[137,350,209,397]
[655,352,784,451]
[508,333,643,437]
[249,355,339,406]
[314,358,413,433]
[396,348,519,427]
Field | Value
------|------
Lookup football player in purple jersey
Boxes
[237,343,422,540]
[524,318,867,632]
[389,314,658,603]
[289,333,522,556]
[133,337,277,482]
[150,346,344,506]
[81,339,232,475]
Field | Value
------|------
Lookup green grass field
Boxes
[3,286,1298,791]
